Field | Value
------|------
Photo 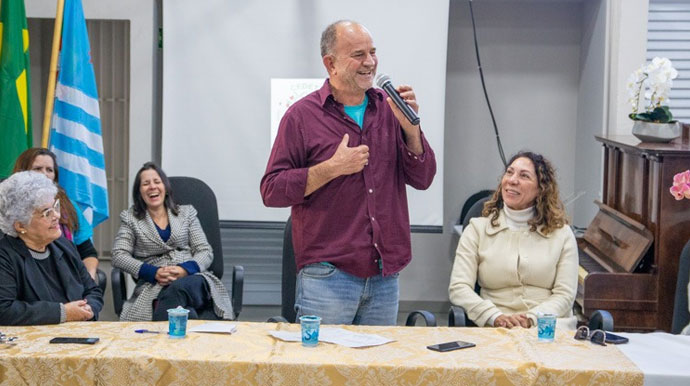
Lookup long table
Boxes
[0,321,644,385]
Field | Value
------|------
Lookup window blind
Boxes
[648,1,690,122]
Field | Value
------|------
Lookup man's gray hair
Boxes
[0,171,58,237]
[321,19,355,57]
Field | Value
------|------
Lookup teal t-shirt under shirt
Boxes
[343,95,368,129]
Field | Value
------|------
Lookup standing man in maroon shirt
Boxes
[260,20,436,325]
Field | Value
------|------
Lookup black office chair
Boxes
[111,176,244,319]
[450,303,613,330]
[447,197,614,330]
[96,269,107,294]
[280,215,298,323]
[269,216,436,326]
[458,190,494,229]
[449,196,489,327]
[671,239,690,334]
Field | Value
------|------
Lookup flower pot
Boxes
[632,120,681,143]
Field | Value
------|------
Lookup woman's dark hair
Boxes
[12,147,79,233]
[132,162,178,219]
[482,151,568,235]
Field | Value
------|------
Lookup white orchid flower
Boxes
[628,57,679,116]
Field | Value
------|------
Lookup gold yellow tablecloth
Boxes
[0,321,642,385]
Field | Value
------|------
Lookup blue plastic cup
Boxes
[167,307,190,338]
[299,315,322,347]
[537,313,557,342]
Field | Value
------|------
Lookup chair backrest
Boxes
[462,196,491,230]
[282,216,297,322]
[672,239,690,334]
[168,176,223,279]
[461,196,488,326]
[458,190,493,227]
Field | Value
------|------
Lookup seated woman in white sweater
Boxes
[449,151,578,329]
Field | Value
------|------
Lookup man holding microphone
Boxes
[260,20,436,325]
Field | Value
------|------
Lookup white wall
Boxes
[26,0,157,195]
[607,0,650,135]
[573,0,608,227]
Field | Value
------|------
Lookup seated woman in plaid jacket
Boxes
[112,162,233,321]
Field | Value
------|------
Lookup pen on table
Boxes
[135,329,162,334]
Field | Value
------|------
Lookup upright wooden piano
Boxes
[577,134,690,332]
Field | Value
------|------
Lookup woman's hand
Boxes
[155,267,175,286]
[155,266,188,285]
[65,300,94,321]
[494,313,532,328]
[165,266,188,279]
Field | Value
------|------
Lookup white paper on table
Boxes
[268,327,394,348]
[269,330,302,342]
[188,322,237,334]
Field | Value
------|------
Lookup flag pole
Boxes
[41,0,65,148]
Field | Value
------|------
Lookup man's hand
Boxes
[385,85,423,155]
[327,134,369,177]
[65,300,94,321]
[304,133,370,197]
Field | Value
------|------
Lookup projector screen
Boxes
[162,0,448,226]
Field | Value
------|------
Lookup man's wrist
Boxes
[323,158,339,179]
[316,159,338,180]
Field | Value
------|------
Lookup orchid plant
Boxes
[670,170,690,201]
[627,57,679,123]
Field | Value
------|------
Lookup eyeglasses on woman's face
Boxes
[37,199,61,220]
[574,326,606,346]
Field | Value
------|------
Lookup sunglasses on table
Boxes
[574,326,606,346]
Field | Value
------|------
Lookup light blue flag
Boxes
[49,0,108,227]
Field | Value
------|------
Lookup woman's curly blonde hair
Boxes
[482,151,568,235]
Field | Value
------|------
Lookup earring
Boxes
[20,230,26,234]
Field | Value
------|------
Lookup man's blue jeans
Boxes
[294,263,399,325]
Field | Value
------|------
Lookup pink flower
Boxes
[670,170,690,200]
[673,170,690,185]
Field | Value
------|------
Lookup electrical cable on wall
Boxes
[469,0,507,167]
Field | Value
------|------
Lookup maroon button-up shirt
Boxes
[260,80,436,278]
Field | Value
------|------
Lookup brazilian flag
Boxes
[0,0,32,179]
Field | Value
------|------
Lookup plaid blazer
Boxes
[112,205,233,321]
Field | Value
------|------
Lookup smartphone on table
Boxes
[427,340,476,352]
[49,337,99,344]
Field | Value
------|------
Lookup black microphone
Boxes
[375,73,420,125]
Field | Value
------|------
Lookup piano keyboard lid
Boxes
[581,201,653,273]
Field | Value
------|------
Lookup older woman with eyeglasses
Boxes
[0,171,103,325]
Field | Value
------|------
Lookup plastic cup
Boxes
[537,313,557,342]
[167,307,190,338]
[299,315,321,347]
